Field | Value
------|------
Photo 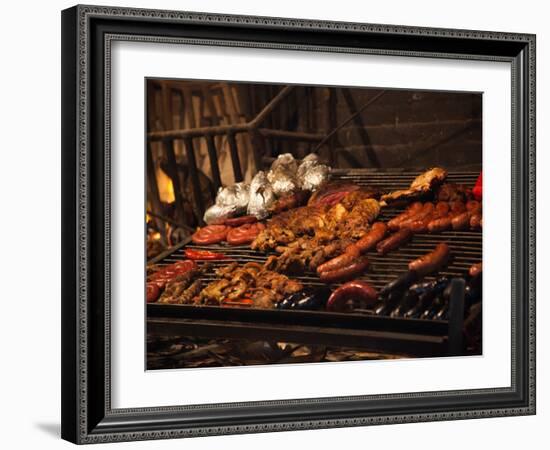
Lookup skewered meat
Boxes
[381,167,447,203]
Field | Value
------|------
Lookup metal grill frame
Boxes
[147,170,481,357]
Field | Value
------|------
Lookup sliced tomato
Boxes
[226,222,265,245]
[191,224,230,245]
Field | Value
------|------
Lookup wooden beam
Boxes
[341,88,382,168]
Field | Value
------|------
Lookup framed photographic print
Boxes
[61,4,536,444]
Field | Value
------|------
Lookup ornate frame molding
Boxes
[62,4,535,444]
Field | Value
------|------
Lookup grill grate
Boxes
[150,170,481,322]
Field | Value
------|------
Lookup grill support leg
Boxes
[448,278,465,356]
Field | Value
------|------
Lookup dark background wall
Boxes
[146,80,482,229]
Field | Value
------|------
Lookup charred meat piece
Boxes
[381,167,447,203]
[269,190,310,214]
[197,263,303,308]
[435,183,472,203]
[307,183,362,206]
[157,266,205,304]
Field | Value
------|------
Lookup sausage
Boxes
[326,281,378,312]
[408,242,450,277]
[376,229,413,255]
[318,256,370,283]
[191,225,229,245]
[451,211,471,230]
[399,203,435,230]
[435,201,450,216]
[427,216,453,233]
[449,201,466,213]
[226,222,265,245]
[470,213,482,230]
[407,217,431,233]
[388,202,423,230]
[316,245,360,274]
[469,262,482,278]
[223,215,258,226]
[466,200,482,214]
[355,222,388,253]
[146,283,160,303]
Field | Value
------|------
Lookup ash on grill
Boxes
[147,335,406,369]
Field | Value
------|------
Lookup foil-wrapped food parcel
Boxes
[203,153,330,224]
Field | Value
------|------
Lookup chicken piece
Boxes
[381,168,448,203]
[199,278,231,305]
[249,287,277,309]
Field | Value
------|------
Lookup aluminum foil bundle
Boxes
[267,153,300,197]
[296,153,330,191]
[203,182,250,224]
[269,153,298,174]
[301,163,330,191]
[296,153,320,179]
[247,171,276,219]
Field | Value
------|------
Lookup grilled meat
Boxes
[435,183,472,203]
[253,188,380,275]
[197,262,303,308]
[381,167,447,203]
[157,265,206,304]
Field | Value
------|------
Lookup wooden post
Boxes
[146,143,167,245]
[163,139,186,225]
[226,132,243,182]
[183,137,206,223]
[205,134,222,192]
[341,88,381,168]
[327,88,337,166]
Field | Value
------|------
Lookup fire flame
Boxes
[156,168,175,203]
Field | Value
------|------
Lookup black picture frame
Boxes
[61,4,536,444]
